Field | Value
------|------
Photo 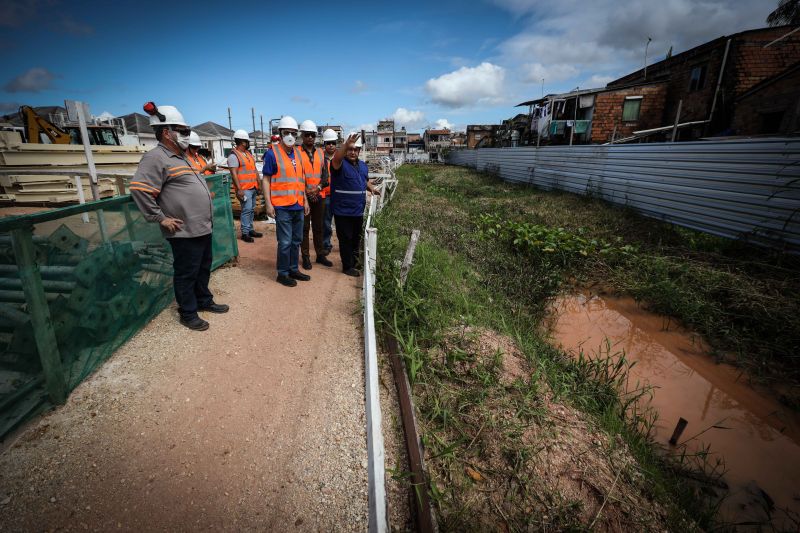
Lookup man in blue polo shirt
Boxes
[262,115,311,287]
[329,132,380,276]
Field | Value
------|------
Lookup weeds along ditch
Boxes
[373,164,799,530]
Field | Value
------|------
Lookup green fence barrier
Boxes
[0,173,238,438]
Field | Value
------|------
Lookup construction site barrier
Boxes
[363,165,398,533]
[0,173,238,438]
[447,139,800,253]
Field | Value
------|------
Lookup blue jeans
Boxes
[275,208,304,276]
[240,188,257,236]
[323,196,333,249]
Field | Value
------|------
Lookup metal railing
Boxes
[447,139,800,252]
[363,167,399,533]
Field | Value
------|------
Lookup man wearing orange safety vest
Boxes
[228,129,262,243]
[185,132,216,175]
[262,116,311,287]
[298,120,333,269]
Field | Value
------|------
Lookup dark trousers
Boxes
[334,214,363,271]
[168,234,213,320]
[301,197,326,258]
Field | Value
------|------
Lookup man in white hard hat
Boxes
[262,115,311,287]
[330,132,380,276]
[185,132,216,175]
[297,120,333,269]
[130,102,228,331]
[321,128,338,255]
[229,129,262,243]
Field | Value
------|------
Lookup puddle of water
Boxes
[550,294,800,527]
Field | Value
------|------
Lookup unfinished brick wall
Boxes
[591,84,667,143]
[732,67,800,135]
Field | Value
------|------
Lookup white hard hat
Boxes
[322,129,338,142]
[299,119,317,133]
[233,129,250,142]
[188,131,201,146]
[347,131,363,148]
[147,104,187,127]
[278,116,299,131]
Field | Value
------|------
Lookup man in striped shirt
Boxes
[131,103,229,331]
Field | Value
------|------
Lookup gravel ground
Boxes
[0,220,370,532]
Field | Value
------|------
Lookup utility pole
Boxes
[541,78,544,98]
[260,114,265,153]
[644,37,652,80]
[251,107,257,153]
[227,107,232,131]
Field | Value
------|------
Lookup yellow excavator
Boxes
[13,106,121,145]
[18,105,72,144]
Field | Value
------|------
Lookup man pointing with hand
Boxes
[131,102,229,331]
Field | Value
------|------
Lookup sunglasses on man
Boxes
[302,132,317,138]
[171,126,191,136]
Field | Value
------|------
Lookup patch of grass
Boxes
[373,164,746,530]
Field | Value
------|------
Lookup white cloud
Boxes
[586,74,615,87]
[391,107,426,128]
[4,67,57,93]
[351,80,368,93]
[355,123,375,132]
[434,118,454,130]
[491,0,771,95]
[425,62,506,108]
[520,62,579,83]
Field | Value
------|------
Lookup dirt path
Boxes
[0,220,369,532]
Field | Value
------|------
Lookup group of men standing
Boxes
[130,103,379,330]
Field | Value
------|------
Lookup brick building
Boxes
[514,25,800,145]
[466,125,500,148]
[607,25,800,138]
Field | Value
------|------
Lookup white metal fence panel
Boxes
[447,139,800,252]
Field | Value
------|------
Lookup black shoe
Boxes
[199,303,229,313]
[249,230,263,238]
[316,256,333,267]
[324,246,333,255]
[180,316,209,331]
[343,268,361,277]
[302,255,312,270]
[289,270,311,281]
[241,234,254,243]
[276,275,297,287]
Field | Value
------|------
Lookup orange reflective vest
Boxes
[321,158,331,198]
[232,148,259,190]
[269,145,305,207]
[186,150,212,175]
[298,147,324,190]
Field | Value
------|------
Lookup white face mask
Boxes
[175,132,191,149]
[282,133,296,147]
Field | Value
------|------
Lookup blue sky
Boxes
[0,0,776,133]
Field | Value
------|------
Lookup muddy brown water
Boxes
[549,294,800,528]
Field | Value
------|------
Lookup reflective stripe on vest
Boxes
[298,147,323,188]
[233,148,259,190]
[270,146,305,207]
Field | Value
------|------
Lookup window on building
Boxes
[622,97,642,121]
[384,137,391,143]
[688,64,707,92]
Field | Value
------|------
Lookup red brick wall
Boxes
[591,84,667,143]
[732,67,800,135]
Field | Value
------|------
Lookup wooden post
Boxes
[10,226,67,404]
[669,417,688,445]
[400,230,420,287]
[671,99,683,142]
[74,176,90,223]
[116,176,137,240]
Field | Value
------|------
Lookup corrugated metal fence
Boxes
[447,139,800,252]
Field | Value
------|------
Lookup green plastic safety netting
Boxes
[0,173,238,438]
